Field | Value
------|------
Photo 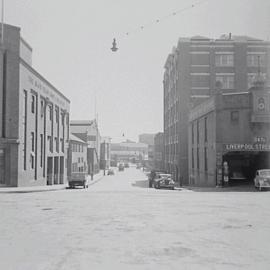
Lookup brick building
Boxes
[0,24,70,187]
[70,120,101,174]
[188,79,270,187]
[164,35,270,185]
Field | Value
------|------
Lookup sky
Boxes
[5,0,270,142]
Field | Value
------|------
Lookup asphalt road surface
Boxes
[0,166,270,270]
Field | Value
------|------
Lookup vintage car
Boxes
[153,174,175,190]
[107,169,115,175]
[254,169,270,191]
[68,172,88,189]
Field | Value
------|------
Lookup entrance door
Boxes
[60,157,64,184]
[0,149,5,185]
[47,157,53,185]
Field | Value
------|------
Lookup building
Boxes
[0,24,70,187]
[100,137,111,170]
[154,132,164,171]
[139,133,155,168]
[70,120,101,175]
[111,141,148,164]
[188,79,270,187]
[164,35,270,185]
[67,134,88,182]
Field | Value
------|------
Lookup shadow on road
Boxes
[131,179,149,188]
[184,185,260,192]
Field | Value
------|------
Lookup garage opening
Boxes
[223,151,270,186]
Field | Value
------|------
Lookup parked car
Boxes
[154,174,175,190]
[254,169,270,191]
[148,171,165,188]
[124,163,129,168]
[107,169,115,175]
[118,164,124,171]
[68,172,88,189]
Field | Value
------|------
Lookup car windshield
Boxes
[259,170,270,176]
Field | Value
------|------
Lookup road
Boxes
[0,166,270,270]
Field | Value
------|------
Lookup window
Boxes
[231,111,239,123]
[55,107,59,123]
[31,154,35,169]
[196,121,199,144]
[40,134,43,167]
[191,148,194,169]
[216,75,234,89]
[247,54,265,67]
[215,54,234,66]
[204,147,208,171]
[204,117,207,143]
[48,106,52,121]
[40,100,44,117]
[48,136,52,153]
[197,147,200,170]
[23,90,27,170]
[247,73,266,88]
[191,74,210,88]
[31,132,35,152]
[191,123,194,144]
[31,95,35,113]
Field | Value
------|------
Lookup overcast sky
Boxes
[5,0,270,142]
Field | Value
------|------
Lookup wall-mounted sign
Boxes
[224,143,270,151]
[254,137,267,143]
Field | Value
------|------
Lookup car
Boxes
[68,173,88,189]
[124,163,129,168]
[154,174,175,190]
[118,164,124,171]
[107,169,115,175]
[136,164,142,169]
[254,169,270,191]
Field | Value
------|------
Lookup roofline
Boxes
[20,58,70,103]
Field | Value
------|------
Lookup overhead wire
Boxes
[117,0,209,40]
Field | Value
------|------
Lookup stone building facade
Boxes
[164,35,270,185]
[188,80,270,187]
[0,24,70,187]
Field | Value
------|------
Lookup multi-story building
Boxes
[67,134,88,182]
[188,78,270,187]
[164,35,270,185]
[0,24,70,187]
[100,137,111,170]
[111,141,148,164]
[154,132,164,172]
[70,120,101,174]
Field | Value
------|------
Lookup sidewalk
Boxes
[0,171,105,194]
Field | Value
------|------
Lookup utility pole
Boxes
[1,0,4,45]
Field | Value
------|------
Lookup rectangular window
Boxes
[247,54,265,67]
[204,117,207,143]
[191,123,194,144]
[40,100,44,118]
[31,132,35,152]
[31,154,34,169]
[31,95,35,113]
[48,136,53,153]
[48,106,52,121]
[204,147,208,171]
[215,54,234,66]
[40,134,43,167]
[191,74,210,88]
[23,90,27,170]
[196,121,199,144]
[55,107,59,123]
[191,148,194,169]
[197,147,200,170]
[216,75,234,89]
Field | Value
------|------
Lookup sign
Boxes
[224,143,270,151]
[254,137,266,143]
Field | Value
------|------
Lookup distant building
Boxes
[70,120,101,174]
[164,35,270,185]
[154,132,164,171]
[0,24,70,187]
[100,137,111,170]
[139,133,155,167]
[111,141,148,163]
[67,134,88,182]
[188,79,270,187]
